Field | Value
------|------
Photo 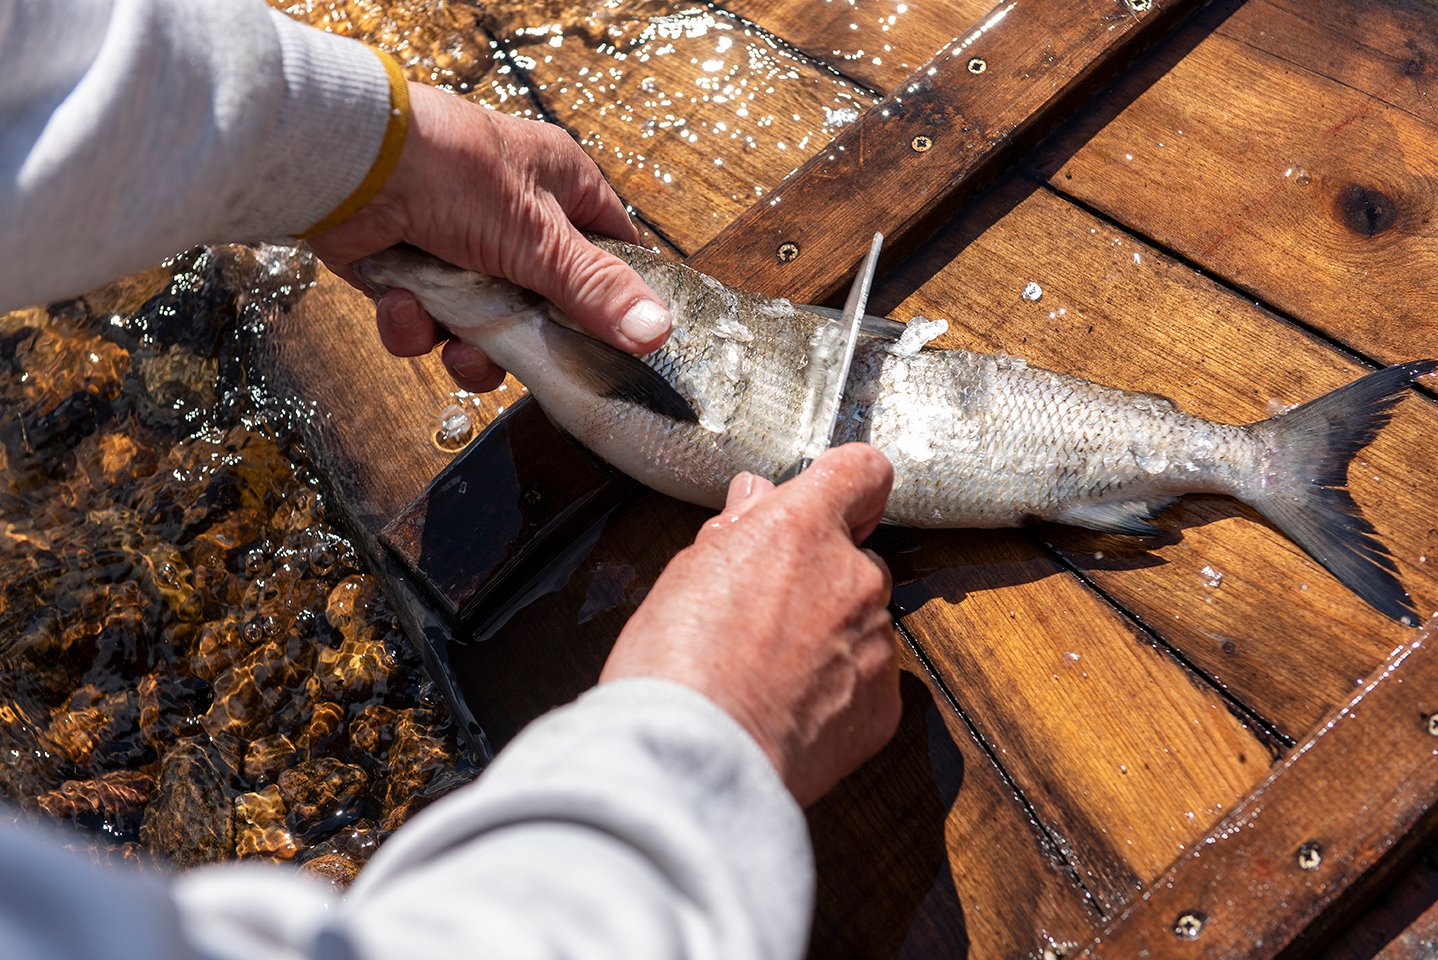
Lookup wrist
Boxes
[300,52,412,237]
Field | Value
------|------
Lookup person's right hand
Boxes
[309,82,669,392]
[600,444,901,807]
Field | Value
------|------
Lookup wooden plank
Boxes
[691,0,1208,301]
[379,401,628,625]
[886,528,1272,912]
[1314,845,1438,960]
[1076,617,1438,959]
[719,0,993,93]
[426,490,1101,958]
[1216,0,1438,130]
[479,0,879,251]
[876,175,1438,738]
[808,643,1097,959]
[1030,3,1438,366]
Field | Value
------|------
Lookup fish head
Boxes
[353,245,541,331]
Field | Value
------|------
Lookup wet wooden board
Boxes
[693,0,1209,305]
[887,528,1273,912]
[719,0,993,93]
[431,498,1102,956]
[877,176,1438,739]
[262,0,1438,954]
[478,0,879,252]
[809,642,1098,958]
[1077,621,1438,959]
[1030,0,1438,366]
[1315,844,1438,960]
[1219,0,1438,129]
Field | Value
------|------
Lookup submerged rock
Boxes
[140,739,234,867]
[243,734,299,785]
[299,852,361,889]
[278,758,368,838]
[234,784,299,861]
[35,769,156,821]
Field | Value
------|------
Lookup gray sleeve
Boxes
[0,0,391,313]
[2,679,814,960]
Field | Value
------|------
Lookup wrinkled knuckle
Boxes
[854,556,889,605]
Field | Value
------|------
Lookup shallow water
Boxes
[2,0,864,878]
[0,245,477,877]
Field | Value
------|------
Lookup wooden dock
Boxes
[264,0,1438,955]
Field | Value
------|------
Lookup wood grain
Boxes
[1216,0,1438,129]
[479,0,878,252]
[719,0,993,93]
[692,0,1208,302]
[876,176,1438,739]
[1314,844,1438,960]
[885,527,1271,912]
[1031,5,1438,367]
[808,643,1097,959]
[1076,619,1438,959]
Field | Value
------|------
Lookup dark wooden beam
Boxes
[1077,618,1438,958]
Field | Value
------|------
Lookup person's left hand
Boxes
[308,82,670,392]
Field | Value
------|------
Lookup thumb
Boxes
[525,225,673,354]
[698,472,776,539]
[794,444,895,544]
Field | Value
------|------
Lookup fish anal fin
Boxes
[1053,497,1177,536]
[545,325,698,424]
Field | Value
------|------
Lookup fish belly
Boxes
[835,347,1258,528]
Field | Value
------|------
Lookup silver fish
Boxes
[356,240,1434,622]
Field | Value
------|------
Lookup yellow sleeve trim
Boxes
[300,50,411,238]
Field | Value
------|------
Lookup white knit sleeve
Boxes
[0,0,391,312]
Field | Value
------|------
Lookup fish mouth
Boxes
[351,258,395,298]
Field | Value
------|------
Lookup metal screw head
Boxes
[1296,842,1323,871]
[1427,712,1438,736]
[1174,911,1206,940]
[776,241,801,263]
[910,134,933,153]
[967,57,987,75]
[1128,0,1153,10]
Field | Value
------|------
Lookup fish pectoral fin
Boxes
[1053,497,1177,536]
[547,325,698,424]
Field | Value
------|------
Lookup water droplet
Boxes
[434,403,475,452]
[308,541,338,577]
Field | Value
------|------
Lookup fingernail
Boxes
[619,299,671,344]
[390,295,421,330]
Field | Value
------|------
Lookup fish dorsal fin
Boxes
[1053,497,1176,536]
[545,324,698,424]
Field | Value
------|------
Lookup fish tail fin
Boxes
[1244,360,1434,622]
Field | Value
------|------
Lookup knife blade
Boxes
[778,231,883,482]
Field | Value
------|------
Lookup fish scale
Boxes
[354,240,1434,622]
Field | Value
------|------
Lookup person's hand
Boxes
[601,444,900,807]
[308,82,671,392]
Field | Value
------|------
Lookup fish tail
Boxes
[1244,360,1435,622]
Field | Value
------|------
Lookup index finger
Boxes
[784,443,894,544]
